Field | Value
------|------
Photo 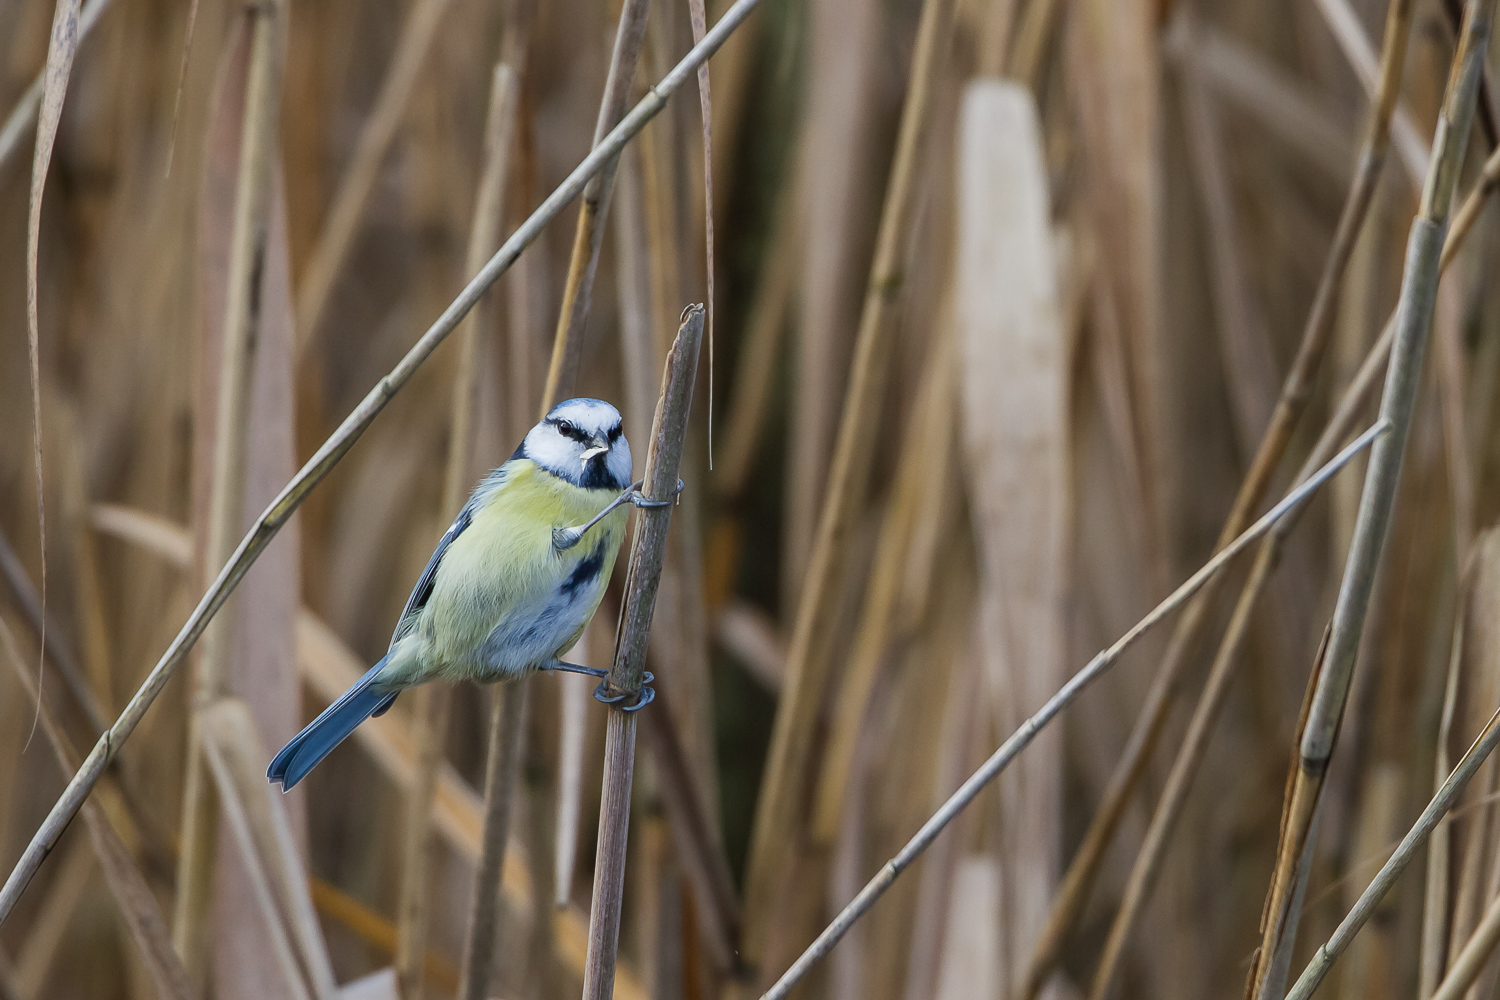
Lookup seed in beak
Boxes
[580,444,609,466]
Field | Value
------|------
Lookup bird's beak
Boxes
[580,439,609,466]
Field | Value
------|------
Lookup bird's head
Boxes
[519,398,633,491]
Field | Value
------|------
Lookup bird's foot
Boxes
[627,479,685,510]
[593,672,655,712]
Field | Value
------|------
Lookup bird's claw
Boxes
[628,480,685,510]
[593,672,655,712]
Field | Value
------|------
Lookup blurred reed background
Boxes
[3,0,1500,997]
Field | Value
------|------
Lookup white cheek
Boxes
[609,440,634,485]
[524,427,576,472]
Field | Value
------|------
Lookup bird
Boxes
[268,397,640,792]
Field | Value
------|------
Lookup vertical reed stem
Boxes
[581,305,703,1000]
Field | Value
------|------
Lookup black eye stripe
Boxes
[607,425,622,442]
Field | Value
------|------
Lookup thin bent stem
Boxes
[0,0,767,927]
[580,306,704,1000]
[758,421,1390,1000]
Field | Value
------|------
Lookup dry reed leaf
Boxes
[23,0,84,748]
[0,0,115,170]
[91,504,194,569]
[1446,530,1500,972]
[955,80,1067,997]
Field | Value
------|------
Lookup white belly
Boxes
[472,541,613,680]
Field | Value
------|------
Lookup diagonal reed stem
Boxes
[757,420,1391,1000]
[1250,3,1494,995]
[0,0,766,927]
[580,305,704,1000]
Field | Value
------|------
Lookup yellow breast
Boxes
[420,460,626,673]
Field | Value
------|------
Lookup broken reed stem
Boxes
[1071,4,1417,996]
[0,0,114,171]
[293,0,454,347]
[1284,704,1500,1000]
[580,305,703,1000]
[757,422,1390,1000]
[397,59,520,1000]
[172,0,288,985]
[1252,4,1493,995]
[740,0,955,965]
[0,0,765,926]
[539,0,651,407]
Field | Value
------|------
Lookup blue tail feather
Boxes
[268,656,398,791]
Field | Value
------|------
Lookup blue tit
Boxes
[268,398,635,791]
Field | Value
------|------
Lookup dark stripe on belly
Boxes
[560,541,606,598]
